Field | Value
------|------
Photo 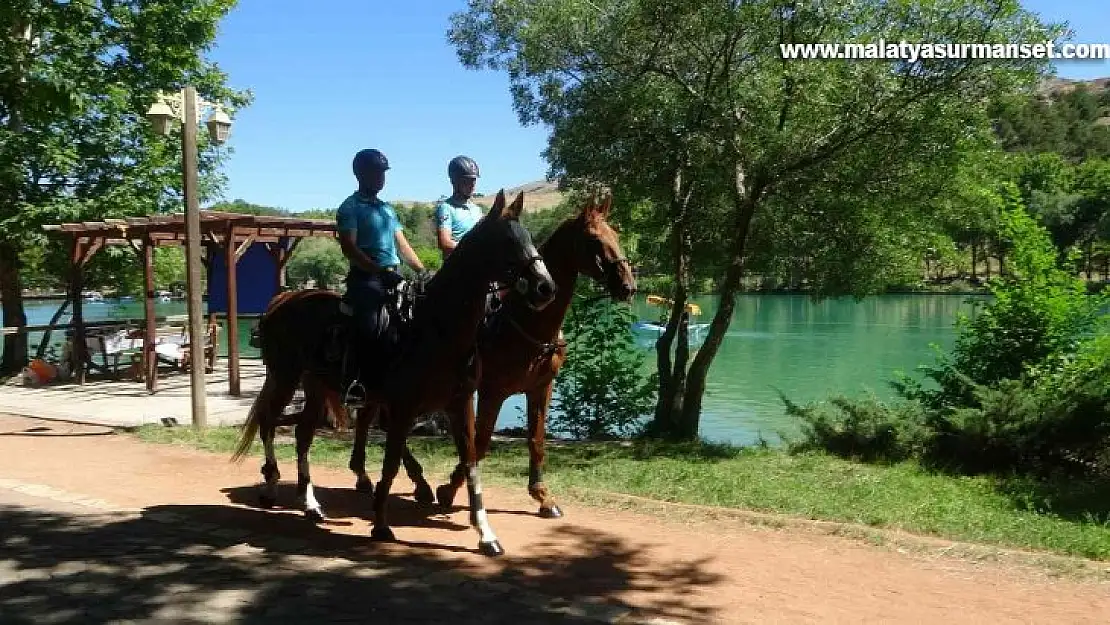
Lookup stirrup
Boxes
[344,379,367,411]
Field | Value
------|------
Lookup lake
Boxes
[9,293,983,446]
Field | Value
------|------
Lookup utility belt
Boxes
[347,264,399,282]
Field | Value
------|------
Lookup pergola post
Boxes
[68,235,104,384]
[267,237,301,290]
[225,224,240,396]
[142,236,157,393]
[68,239,86,384]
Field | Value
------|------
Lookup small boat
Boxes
[632,294,709,347]
[81,291,105,303]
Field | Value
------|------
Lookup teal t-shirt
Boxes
[434,198,484,244]
[336,192,402,268]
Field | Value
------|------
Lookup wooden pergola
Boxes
[43,210,337,395]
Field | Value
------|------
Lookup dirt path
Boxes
[1,414,1108,624]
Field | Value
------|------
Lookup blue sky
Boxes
[208,0,1110,213]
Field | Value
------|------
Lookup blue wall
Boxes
[207,242,280,315]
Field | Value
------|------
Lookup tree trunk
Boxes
[0,240,29,375]
[35,298,71,360]
[652,167,694,438]
[678,190,759,439]
[1084,239,1094,280]
[972,242,979,282]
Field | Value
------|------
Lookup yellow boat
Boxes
[634,294,709,347]
[645,294,702,316]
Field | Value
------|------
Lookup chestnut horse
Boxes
[232,190,556,555]
[347,193,636,519]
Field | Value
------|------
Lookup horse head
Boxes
[567,192,636,302]
[470,189,557,311]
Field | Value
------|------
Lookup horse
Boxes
[232,190,556,556]
[346,192,637,520]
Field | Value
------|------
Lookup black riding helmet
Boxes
[353,148,390,176]
[448,155,479,181]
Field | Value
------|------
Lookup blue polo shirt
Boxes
[434,197,483,244]
[336,192,402,268]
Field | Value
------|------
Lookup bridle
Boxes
[504,254,547,298]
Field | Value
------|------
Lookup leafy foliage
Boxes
[285,238,347,291]
[992,82,1110,160]
[902,196,1107,410]
[551,285,657,440]
[450,0,1054,439]
[0,0,250,372]
[790,204,1110,476]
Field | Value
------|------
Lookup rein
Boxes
[501,307,566,354]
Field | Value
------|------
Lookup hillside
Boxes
[471,179,564,213]
[1038,76,1110,97]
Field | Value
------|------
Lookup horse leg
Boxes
[370,409,408,542]
[296,375,327,522]
[439,390,504,508]
[446,393,503,557]
[435,393,472,508]
[257,375,297,509]
[347,405,432,505]
[402,441,435,506]
[526,382,561,518]
[349,404,376,496]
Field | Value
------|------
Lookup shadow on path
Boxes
[0,499,723,624]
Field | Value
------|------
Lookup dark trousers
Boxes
[344,268,392,344]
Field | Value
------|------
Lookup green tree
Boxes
[901,190,1108,410]
[285,237,347,291]
[991,82,1110,160]
[450,0,1052,440]
[0,1,249,373]
[209,199,290,216]
[153,246,186,291]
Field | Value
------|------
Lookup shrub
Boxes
[783,393,928,463]
[899,191,1108,411]
[789,191,1110,477]
[550,285,657,440]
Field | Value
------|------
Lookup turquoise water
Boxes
[11,293,983,445]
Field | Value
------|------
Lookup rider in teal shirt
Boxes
[337,148,426,348]
[434,155,484,259]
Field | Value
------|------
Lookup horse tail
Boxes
[323,387,349,431]
[232,375,278,462]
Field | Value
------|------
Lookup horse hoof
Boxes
[539,505,563,519]
[479,540,505,557]
[355,479,375,496]
[258,494,277,509]
[305,508,327,523]
[370,525,396,542]
[414,482,435,505]
[435,484,457,508]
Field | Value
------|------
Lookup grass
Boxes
[132,425,1110,562]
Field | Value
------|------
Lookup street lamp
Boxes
[144,86,233,431]
[145,90,232,145]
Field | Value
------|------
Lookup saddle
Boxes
[323,276,427,406]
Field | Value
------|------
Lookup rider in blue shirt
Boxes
[434,156,484,259]
[337,148,427,346]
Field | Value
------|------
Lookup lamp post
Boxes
[145,86,232,432]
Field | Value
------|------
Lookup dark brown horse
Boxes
[347,193,636,520]
[232,190,556,555]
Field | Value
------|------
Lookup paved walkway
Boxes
[0,361,267,428]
